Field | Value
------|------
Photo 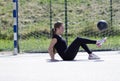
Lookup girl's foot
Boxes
[96,37,107,47]
[88,54,100,60]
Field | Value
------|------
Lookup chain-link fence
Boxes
[18,0,50,52]
[67,0,120,51]
[19,0,120,52]
[0,0,120,53]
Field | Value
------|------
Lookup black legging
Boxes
[62,37,97,60]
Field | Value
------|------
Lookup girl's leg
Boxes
[80,44,92,54]
[76,37,97,44]
[63,37,96,60]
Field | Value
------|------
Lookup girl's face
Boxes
[58,24,64,35]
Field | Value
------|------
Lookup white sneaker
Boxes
[96,37,107,47]
[88,54,100,60]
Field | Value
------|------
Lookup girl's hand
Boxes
[49,59,59,62]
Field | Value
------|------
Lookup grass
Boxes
[1,36,120,52]
[19,37,51,52]
[17,36,120,52]
[0,39,13,51]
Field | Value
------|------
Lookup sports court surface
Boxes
[0,51,120,81]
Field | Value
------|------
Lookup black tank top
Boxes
[52,34,67,55]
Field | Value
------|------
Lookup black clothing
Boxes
[53,34,96,60]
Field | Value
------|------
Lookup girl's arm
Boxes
[48,38,57,60]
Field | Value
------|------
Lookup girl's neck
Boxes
[55,32,60,35]
[55,33,61,37]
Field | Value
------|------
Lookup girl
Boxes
[48,22,107,61]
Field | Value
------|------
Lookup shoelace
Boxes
[97,37,107,47]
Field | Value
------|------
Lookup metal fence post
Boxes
[110,0,113,27]
[64,0,68,45]
[50,0,52,37]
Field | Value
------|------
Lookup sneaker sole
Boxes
[88,58,100,60]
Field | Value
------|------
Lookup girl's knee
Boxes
[75,37,82,41]
[76,37,80,39]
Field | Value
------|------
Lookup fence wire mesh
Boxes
[0,0,120,53]
[19,0,50,52]
[67,0,120,51]
[19,0,120,52]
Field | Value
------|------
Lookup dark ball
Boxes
[97,20,108,31]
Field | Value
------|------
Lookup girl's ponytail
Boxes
[51,28,55,38]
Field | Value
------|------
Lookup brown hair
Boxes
[52,22,63,37]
